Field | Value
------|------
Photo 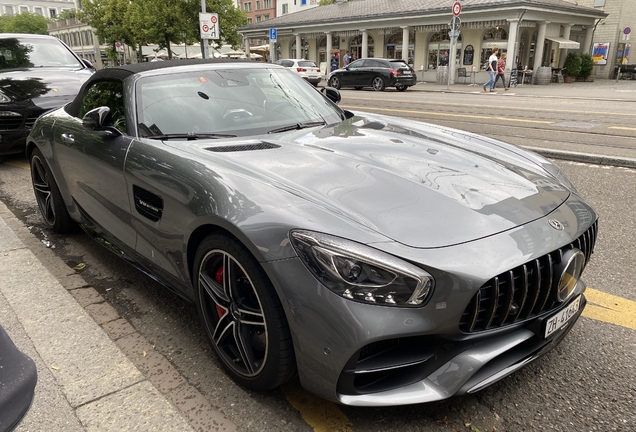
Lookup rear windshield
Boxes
[298,61,317,68]
[0,37,82,70]
[390,61,410,70]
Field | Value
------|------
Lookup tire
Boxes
[30,147,74,233]
[372,76,386,91]
[328,76,341,90]
[193,234,296,390]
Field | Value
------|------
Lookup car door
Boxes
[359,59,381,86]
[52,79,136,250]
[341,59,365,87]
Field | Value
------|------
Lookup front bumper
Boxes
[264,197,597,406]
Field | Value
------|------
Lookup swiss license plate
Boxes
[544,296,581,339]
[403,71,412,75]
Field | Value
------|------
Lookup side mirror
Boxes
[321,86,341,104]
[82,106,121,136]
[81,58,95,71]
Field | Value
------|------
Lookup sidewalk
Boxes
[407,77,636,102]
[0,200,236,431]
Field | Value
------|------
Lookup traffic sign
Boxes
[269,28,277,42]
[199,13,219,40]
[452,1,462,17]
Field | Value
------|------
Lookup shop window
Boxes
[480,27,508,70]
[350,34,375,60]
[386,31,415,66]
[428,31,462,69]
[290,38,309,59]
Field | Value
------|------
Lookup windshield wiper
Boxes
[146,133,237,140]
[268,121,326,134]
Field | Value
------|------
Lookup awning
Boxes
[545,37,580,49]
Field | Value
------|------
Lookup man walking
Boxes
[343,51,352,66]
[483,47,499,92]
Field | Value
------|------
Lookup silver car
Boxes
[27,60,597,406]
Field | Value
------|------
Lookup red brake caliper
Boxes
[214,266,226,318]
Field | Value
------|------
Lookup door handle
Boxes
[61,133,75,144]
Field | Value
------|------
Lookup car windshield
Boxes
[136,67,343,138]
[0,37,82,70]
[298,61,317,68]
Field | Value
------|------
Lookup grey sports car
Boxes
[27,60,597,406]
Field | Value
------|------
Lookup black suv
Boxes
[0,34,93,156]
[327,58,416,91]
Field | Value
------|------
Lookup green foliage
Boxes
[0,12,49,35]
[56,9,77,20]
[319,0,337,4]
[563,52,581,77]
[78,0,135,46]
[579,53,594,79]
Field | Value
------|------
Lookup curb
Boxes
[521,146,636,169]
[0,200,236,432]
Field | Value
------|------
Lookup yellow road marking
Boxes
[4,160,30,170]
[283,381,353,432]
[345,96,636,117]
[341,105,554,124]
[608,126,636,131]
[583,288,636,330]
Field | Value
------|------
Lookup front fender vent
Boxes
[460,220,598,333]
[133,185,163,222]
[206,142,280,153]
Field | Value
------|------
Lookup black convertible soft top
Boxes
[66,59,259,117]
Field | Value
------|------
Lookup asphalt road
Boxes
[0,90,634,432]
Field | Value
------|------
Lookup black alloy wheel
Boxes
[372,76,386,91]
[194,234,295,390]
[328,76,341,89]
[30,147,73,233]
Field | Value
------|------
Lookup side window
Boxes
[78,81,127,133]
[283,60,294,67]
[348,60,364,69]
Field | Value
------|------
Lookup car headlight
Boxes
[290,230,434,307]
[0,89,11,103]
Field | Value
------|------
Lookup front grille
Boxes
[460,220,598,333]
[25,115,40,129]
[0,114,24,130]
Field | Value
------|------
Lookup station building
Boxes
[239,0,616,82]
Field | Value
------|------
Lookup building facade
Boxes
[0,0,76,18]
[277,0,319,17]
[237,0,276,47]
[240,0,609,82]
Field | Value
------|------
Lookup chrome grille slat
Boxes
[459,221,598,333]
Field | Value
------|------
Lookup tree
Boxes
[0,12,48,35]
[184,0,248,50]
[318,0,337,5]
[78,0,136,64]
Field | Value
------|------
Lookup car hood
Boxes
[190,113,570,248]
[0,68,92,110]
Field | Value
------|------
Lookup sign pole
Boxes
[448,2,462,90]
[201,0,209,59]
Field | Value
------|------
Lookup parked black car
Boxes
[0,324,37,432]
[327,58,416,91]
[0,34,93,156]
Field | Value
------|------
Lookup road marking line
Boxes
[608,126,636,131]
[341,105,554,124]
[583,288,636,330]
[283,381,353,432]
[345,96,636,117]
[4,160,30,170]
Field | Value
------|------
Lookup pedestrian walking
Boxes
[494,52,509,91]
[483,47,499,92]
[330,55,338,72]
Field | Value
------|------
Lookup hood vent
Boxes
[206,142,280,153]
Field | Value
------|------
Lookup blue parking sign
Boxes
[269,28,277,42]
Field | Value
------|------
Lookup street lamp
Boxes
[182,31,188,59]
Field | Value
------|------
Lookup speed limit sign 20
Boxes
[452,1,462,16]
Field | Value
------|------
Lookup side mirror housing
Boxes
[81,58,95,71]
[321,87,341,104]
[82,106,121,136]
